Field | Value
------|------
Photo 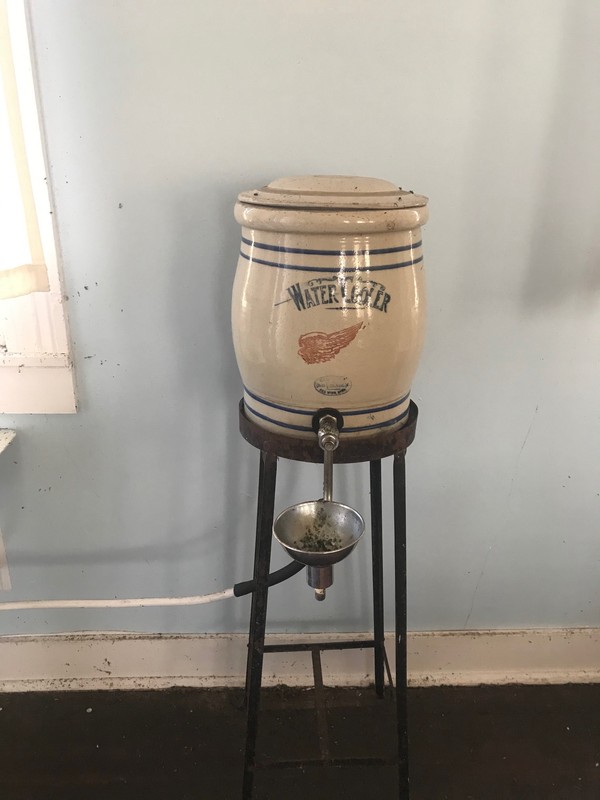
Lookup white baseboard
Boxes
[0,628,598,692]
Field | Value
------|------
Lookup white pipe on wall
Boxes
[0,588,235,612]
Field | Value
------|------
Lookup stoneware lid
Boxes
[238,175,428,211]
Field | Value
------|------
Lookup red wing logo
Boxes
[298,322,363,365]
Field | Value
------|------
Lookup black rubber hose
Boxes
[233,560,305,597]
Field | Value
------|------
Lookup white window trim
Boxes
[0,0,75,413]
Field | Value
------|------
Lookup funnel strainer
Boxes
[272,412,365,600]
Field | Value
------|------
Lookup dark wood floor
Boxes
[0,684,598,799]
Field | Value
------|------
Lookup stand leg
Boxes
[393,451,409,798]
[242,450,277,800]
[244,452,266,708]
[370,459,385,697]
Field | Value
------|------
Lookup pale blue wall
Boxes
[0,0,598,635]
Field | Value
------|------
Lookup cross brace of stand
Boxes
[238,400,419,800]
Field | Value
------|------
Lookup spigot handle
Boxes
[323,447,333,502]
[314,411,340,502]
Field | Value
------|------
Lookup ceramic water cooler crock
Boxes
[231,175,428,439]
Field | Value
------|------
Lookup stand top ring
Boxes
[238,399,418,463]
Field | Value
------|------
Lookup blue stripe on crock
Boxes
[241,236,422,258]
[244,386,410,417]
[238,250,423,274]
[244,401,410,433]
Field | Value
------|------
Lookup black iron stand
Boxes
[238,400,419,799]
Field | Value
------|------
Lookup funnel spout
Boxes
[307,565,333,601]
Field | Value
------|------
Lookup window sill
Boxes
[0,356,75,413]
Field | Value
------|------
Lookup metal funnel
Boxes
[273,500,365,600]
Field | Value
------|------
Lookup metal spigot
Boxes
[304,413,342,600]
[318,414,340,452]
[318,414,339,503]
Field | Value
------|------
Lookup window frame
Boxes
[0,0,75,414]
